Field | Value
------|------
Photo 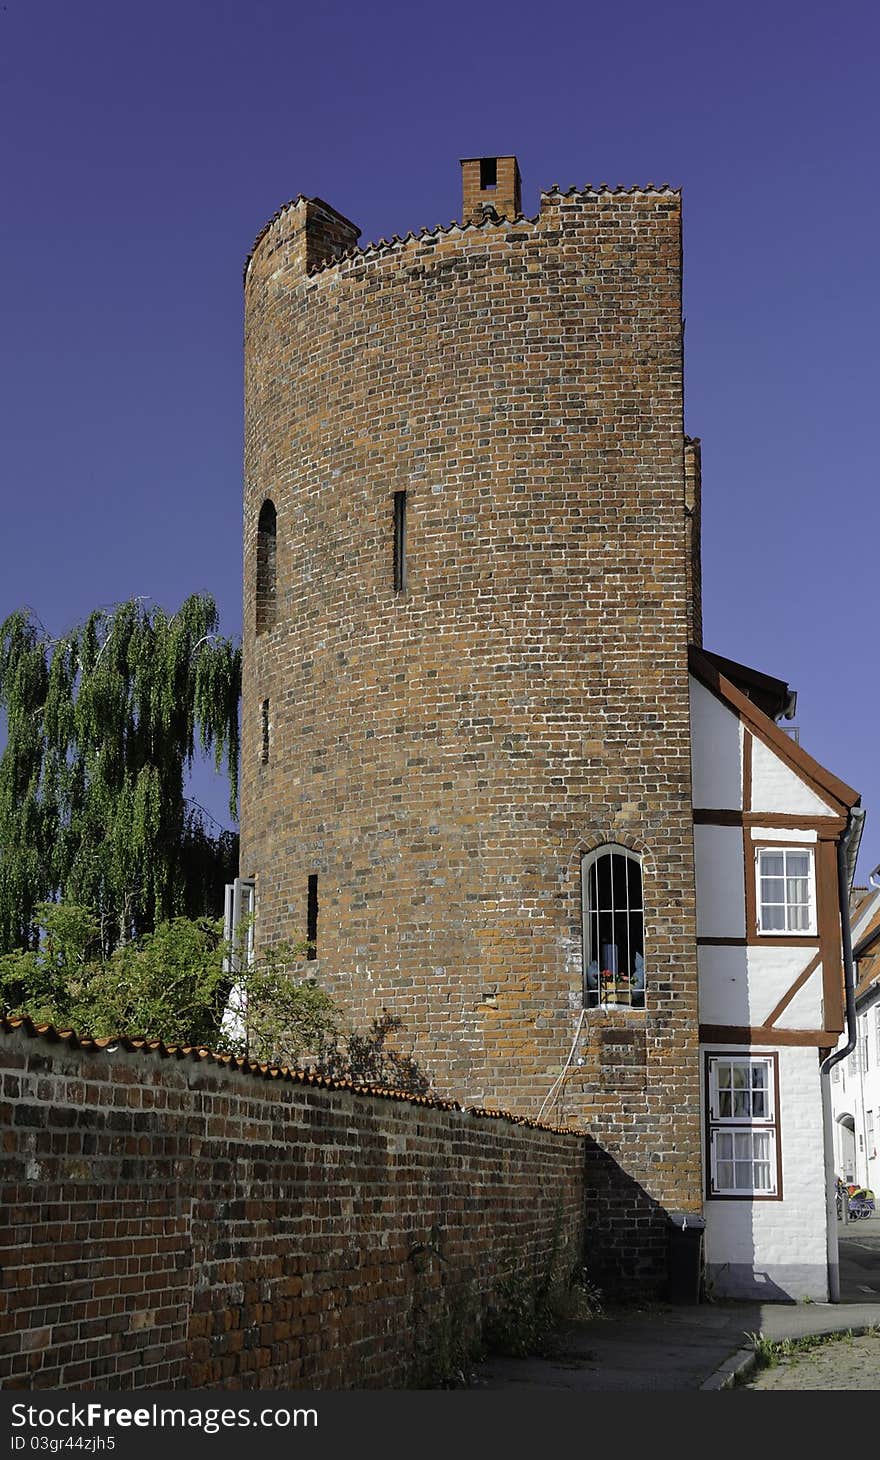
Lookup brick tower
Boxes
[241,158,703,1290]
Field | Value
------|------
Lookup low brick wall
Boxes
[0,1023,585,1390]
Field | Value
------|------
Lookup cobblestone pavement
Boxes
[741,1331,880,1390]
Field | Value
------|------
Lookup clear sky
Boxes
[1,0,877,875]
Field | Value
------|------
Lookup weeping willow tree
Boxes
[0,595,240,955]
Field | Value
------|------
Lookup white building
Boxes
[689,646,863,1301]
[829,878,880,1192]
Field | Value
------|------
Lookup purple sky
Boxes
[2,1,878,876]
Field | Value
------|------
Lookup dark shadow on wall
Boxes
[581,1136,700,1302]
[315,1010,433,1094]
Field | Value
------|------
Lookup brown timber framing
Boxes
[688,645,858,815]
[693,810,848,833]
[690,647,857,1040]
[817,835,845,1031]
[763,951,823,1028]
[699,1024,837,1047]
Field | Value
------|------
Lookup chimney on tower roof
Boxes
[460,155,521,225]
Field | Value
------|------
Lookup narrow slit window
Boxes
[260,699,270,764]
[256,499,277,634]
[480,157,498,191]
[306,874,318,960]
[393,490,407,594]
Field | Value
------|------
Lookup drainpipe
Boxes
[819,805,865,1302]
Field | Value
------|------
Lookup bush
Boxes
[0,901,339,1063]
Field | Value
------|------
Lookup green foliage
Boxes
[744,1326,877,1378]
[0,904,227,1043]
[0,596,240,953]
[0,904,340,1066]
[221,933,340,1066]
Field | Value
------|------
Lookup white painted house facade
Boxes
[829,884,880,1192]
[688,646,861,1301]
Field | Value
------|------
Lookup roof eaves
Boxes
[689,645,859,814]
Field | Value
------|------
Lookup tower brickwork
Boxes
[242,161,703,1290]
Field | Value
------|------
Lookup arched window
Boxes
[255,499,277,634]
[582,845,645,1009]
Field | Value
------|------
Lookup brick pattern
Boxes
[0,1026,584,1390]
[241,177,705,1283]
[683,437,703,648]
[460,156,522,223]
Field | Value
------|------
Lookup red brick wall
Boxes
[240,173,704,1270]
[0,1024,585,1390]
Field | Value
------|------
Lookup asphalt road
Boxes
[838,1213,880,1303]
[471,1216,880,1391]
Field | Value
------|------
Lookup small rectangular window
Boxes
[306,874,318,961]
[867,1111,875,1159]
[480,157,498,190]
[756,846,816,935]
[706,1054,779,1198]
[860,1014,870,1073]
[260,699,270,764]
[393,490,407,594]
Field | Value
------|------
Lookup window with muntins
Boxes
[707,1055,779,1197]
[582,845,644,1008]
[756,846,816,935]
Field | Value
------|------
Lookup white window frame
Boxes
[859,1014,870,1074]
[706,1054,779,1198]
[223,877,255,973]
[755,845,816,937]
[875,1006,880,1066]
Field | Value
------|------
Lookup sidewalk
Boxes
[471,1220,880,1392]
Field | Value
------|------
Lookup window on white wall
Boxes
[706,1054,779,1198]
[860,1014,870,1073]
[867,1111,875,1161]
[582,845,645,1009]
[875,1006,880,1065]
[756,847,816,935]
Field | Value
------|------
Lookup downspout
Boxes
[819,805,865,1301]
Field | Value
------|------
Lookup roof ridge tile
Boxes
[0,1013,578,1135]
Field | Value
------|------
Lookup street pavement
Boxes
[470,1216,880,1391]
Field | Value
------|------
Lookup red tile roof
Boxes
[0,1014,580,1136]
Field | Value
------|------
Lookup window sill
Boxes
[756,928,818,939]
[586,1000,646,1013]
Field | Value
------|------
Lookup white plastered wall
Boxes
[751,737,837,817]
[690,671,841,1301]
[689,677,742,809]
[693,824,745,939]
[699,945,824,1028]
[702,1044,829,1301]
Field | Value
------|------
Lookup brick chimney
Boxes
[460,156,522,224]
